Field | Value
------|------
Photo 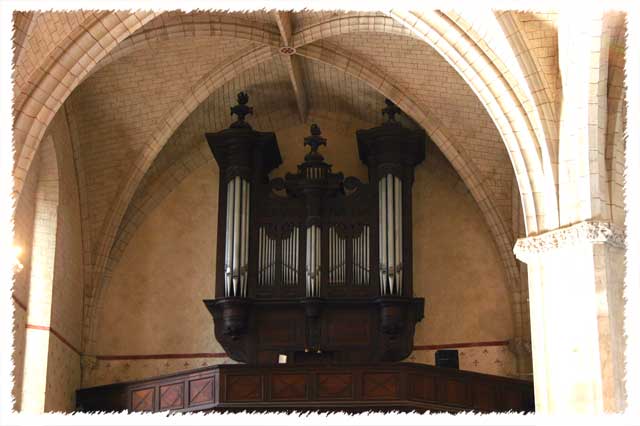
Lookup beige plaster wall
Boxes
[90,119,515,386]
[412,142,515,343]
[407,141,516,377]
[93,163,221,358]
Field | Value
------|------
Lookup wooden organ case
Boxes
[204,94,427,365]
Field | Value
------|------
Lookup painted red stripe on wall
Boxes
[26,324,81,356]
[96,353,230,361]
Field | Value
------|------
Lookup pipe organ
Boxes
[204,93,428,364]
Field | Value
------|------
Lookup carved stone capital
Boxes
[514,220,626,263]
[508,337,532,356]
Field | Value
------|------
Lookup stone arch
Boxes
[12,11,158,200]
[388,10,559,235]
[606,19,626,226]
[480,11,559,157]
[291,12,414,47]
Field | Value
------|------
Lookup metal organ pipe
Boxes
[225,178,233,296]
[378,179,385,294]
[352,226,370,286]
[386,175,395,294]
[258,227,263,286]
[224,176,250,298]
[241,180,249,297]
[306,225,321,297]
[365,226,369,285]
[379,174,402,296]
[394,177,402,295]
[283,228,299,286]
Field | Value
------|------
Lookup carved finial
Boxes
[230,91,253,128]
[304,124,327,162]
[382,98,402,125]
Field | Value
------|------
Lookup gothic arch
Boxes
[12,11,158,199]
[389,10,559,234]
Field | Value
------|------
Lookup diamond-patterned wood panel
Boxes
[271,374,307,400]
[78,363,534,413]
[362,373,400,400]
[226,375,262,402]
[189,377,215,406]
[159,382,184,410]
[131,387,154,412]
[317,373,354,399]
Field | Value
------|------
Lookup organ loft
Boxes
[76,94,534,413]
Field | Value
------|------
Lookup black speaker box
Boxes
[435,349,459,369]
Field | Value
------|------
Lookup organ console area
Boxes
[76,93,534,413]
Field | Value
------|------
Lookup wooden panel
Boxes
[131,387,154,412]
[77,363,534,414]
[439,378,469,406]
[362,372,400,400]
[408,373,436,401]
[226,375,263,402]
[257,351,279,364]
[471,382,496,412]
[271,374,307,400]
[189,377,215,406]
[257,312,298,346]
[326,311,370,345]
[316,373,354,399]
[502,386,525,411]
[159,383,184,410]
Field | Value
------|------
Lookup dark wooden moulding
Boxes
[203,95,429,365]
[76,362,534,413]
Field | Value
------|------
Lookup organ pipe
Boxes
[379,174,403,295]
[279,227,299,286]
[306,225,321,297]
[224,176,250,297]
[352,225,370,286]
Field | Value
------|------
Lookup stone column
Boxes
[514,221,626,413]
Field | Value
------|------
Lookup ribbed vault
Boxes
[14,9,629,378]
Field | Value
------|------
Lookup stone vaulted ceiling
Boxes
[59,10,517,272]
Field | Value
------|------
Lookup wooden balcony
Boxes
[76,362,534,414]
